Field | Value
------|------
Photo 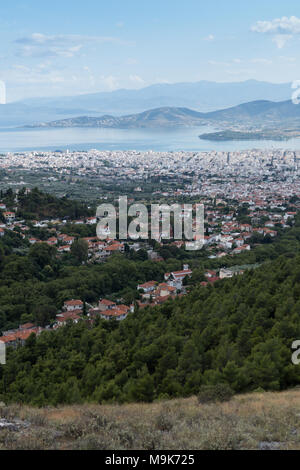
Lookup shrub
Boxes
[198,384,234,404]
[155,411,174,432]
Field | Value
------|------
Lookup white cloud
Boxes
[14,33,133,58]
[129,74,145,84]
[15,33,131,47]
[203,34,214,41]
[279,56,296,63]
[251,16,300,34]
[99,75,120,91]
[272,34,292,49]
[17,45,81,58]
[233,58,272,65]
[251,16,300,48]
[208,57,272,72]
[250,58,272,65]
[8,63,65,85]
[208,60,230,66]
[153,78,172,84]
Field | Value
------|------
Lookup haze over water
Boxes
[1,126,300,153]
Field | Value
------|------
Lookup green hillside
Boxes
[1,222,300,405]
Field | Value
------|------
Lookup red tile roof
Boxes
[99,299,116,306]
[64,299,83,306]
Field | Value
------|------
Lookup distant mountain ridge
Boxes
[17,80,292,114]
[28,107,207,129]
[25,99,300,130]
[0,79,293,127]
[205,99,300,124]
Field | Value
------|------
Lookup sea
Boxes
[1,125,300,153]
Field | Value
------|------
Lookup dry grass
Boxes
[1,389,300,450]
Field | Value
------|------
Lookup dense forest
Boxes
[0,209,297,331]
[1,187,92,220]
[0,237,184,330]
[1,218,300,405]
[0,187,292,331]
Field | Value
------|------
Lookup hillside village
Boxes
[0,264,193,347]
[0,177,299,349]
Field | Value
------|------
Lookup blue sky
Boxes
[1,0,300,101]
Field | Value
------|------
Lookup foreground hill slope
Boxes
[1,389,300,450]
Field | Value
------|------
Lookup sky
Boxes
[1,0,300,101]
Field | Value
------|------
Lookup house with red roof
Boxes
[97,304,130,321]
[164,265,192,283]
[98,299,117,311]
[137,281,157,293]
[58,245,71,253]
[3,211,15,223]
[157,283,177,297]
[55,312,82,327]
[0,327,43,348]
[104,242,125,254]
[47,237,58,246]
[232,244,251,254]
[64,299,84,312]
[86,216,97,225]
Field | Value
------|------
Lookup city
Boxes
[0,149,298,348]
[2,0,300,455]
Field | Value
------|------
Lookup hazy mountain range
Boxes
[0,79,294,127]
[26,100,300,134]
